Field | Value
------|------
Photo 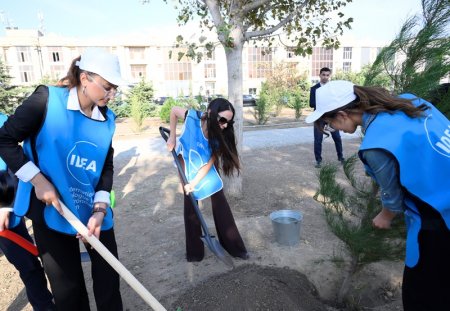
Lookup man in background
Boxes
[309,67,344,168]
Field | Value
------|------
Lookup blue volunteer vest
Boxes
[0,113,21,228]
[176,110,223,200]
[13,86,116,235]
[359,93,450,267]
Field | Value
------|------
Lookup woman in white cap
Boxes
[0,48,124,310]
[305,80,450,311]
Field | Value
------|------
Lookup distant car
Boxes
[154,96,169,105]
[243,94,256,106]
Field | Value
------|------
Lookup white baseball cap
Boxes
[305,80,357,123]
[76,48,125,86]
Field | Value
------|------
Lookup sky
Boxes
[0,0,423,43]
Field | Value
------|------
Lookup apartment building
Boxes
[0,27,384,97]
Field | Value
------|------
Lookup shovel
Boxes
[159,127,234,268]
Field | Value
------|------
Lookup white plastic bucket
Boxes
[270,210,303,246]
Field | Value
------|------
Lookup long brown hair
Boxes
[202,98,240,176]
[57,56,83,88]
[322,85,429,120]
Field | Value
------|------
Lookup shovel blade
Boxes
[201,235,234,268]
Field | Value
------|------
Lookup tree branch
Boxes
[244,1,309,40]
[245,12,294,40]
[241,0,271,15]
[205,0,225,28]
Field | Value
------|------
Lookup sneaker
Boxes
[315,161,322,168]
[339,158,345,165]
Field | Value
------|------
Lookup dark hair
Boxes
[0,170,17,207]
[57,56,101,89]
[320,67,332,74]
[322,85,429,120]
[202,98,240,176]
[318,85,430,136]
[57,56,81,88]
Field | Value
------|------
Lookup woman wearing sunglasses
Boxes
[0,48,124,310]
[305,80,450,311]
[167,98,249,262]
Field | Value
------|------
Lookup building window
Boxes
[52,52,60,62]
[343,62,352,72]
[16,47,31,63]
[50,65,65,80]
[311,47,333,76]
[22,72,29,82]
[163,62,192,80]
[205,82,215,96]
[204,49,215,61]
[48,47,63,63]
[249,88,257,95]
[130,64,146,79]
[204,63,216,79]
[361,47,371,66]
[247,47,272,79]
[162,48,192,81]
[19,65,33,83]
[343,47,352,60]
[129,47,145,60]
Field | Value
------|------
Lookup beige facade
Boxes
[0,28,384,97]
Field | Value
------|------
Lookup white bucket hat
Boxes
[305,80,357,123]
[76,48,125,86]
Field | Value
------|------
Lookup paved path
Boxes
[241,127,360,151]
[112,126,361,159]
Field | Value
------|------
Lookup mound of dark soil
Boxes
[171,264,334,311]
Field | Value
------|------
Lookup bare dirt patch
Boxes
[172,264,333,311]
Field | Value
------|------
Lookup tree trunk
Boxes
[224,44,244,197]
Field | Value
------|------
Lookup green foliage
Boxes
[159,97,179,123]
[177,95,204,111]
[34,74,59,87]
[315,155,405,267]
[0,59,30,115]
[315,155,406,305]
[160,0,353,63]
[108,99,130,118]
[273,89,288,117]
[287,77,310,120]
[253,83,272,125]
[428,83,450,118]
[127,79,156,131]
[364,0,450,96]
[333,65,391,88]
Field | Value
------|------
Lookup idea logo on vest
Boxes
[67,141,98,185]
[425,116,450,158]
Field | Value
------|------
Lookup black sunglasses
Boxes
[217,116,234,126]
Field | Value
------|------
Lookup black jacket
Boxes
[309,82,322,110]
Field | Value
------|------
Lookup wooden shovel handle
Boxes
[56,199,166,311]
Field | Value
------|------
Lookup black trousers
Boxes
[32,221,123,311]
[402,229,450,310]
[313,120,343,163]
[184,189,248,261]
[0,220,54,310]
